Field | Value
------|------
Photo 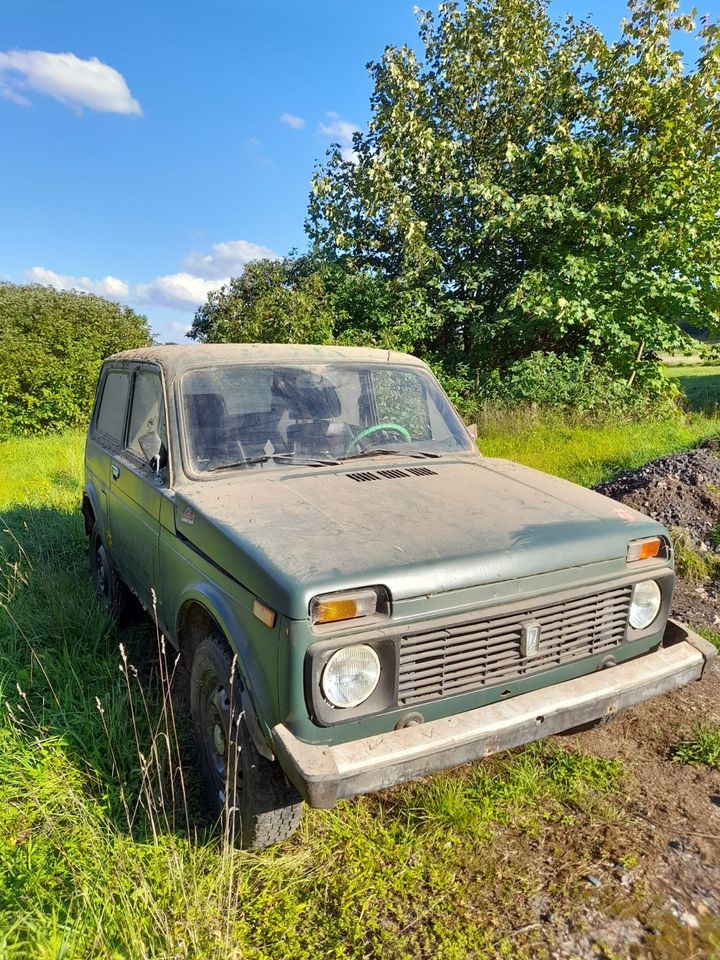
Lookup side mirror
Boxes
[138,431,168,473]
[466,423,478,441]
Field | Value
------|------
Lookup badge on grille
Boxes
[520,620,542,657]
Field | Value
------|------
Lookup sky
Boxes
[1,0,717,343]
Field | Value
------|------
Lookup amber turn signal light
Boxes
[626,537,665,563]
[311,589,379,626]
[252,599,276,628]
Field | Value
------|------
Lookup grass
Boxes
[671,532,720,583]
[0,428,632,959]
[479,363,720,486]
[1,377,720,959]
[479,408,720,486]
[697,627,720,652]
[671,727,720,768]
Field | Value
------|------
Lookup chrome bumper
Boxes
[273,620,716,808]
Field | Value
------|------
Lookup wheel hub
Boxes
[213,722,226,756]
[96,550,107,595]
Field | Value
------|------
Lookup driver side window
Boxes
[127,369,167,466]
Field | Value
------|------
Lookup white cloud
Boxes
[0,77,29,106]
[139,238,279,310]
[183,239,279,280]
[319,112,361,162]
[26,266,129,298]
[280,111,305,130]
[23,236,279,316]
[0,50,141,115]
[134,273,228,310]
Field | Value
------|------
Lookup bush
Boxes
[0,284,151,436]
[450,351,677,420]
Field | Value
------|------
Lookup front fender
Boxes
[175,581,280,759]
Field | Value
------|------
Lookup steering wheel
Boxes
[345,422,412,456]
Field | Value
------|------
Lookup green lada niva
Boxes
[83,344,716,848]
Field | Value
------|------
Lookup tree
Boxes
[189,257,337,345]
[189,253,406,349]
[307,0,720,385]
[0,283,152,435]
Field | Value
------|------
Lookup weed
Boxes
[697,627,720,652]
[671,531,720,583]
[671,727,720,768]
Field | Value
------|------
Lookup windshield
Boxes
[180,362,476,474]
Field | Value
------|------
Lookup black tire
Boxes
[190,633,303,849]
[89,522,131,624]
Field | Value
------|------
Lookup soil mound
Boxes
[594,438,720,629]
[594,438,720,549]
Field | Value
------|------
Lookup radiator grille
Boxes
[397,584,633,706]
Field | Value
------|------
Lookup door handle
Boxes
[111,464,120,480]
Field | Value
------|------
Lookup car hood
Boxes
[174,457,666,619]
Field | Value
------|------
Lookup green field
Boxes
[1,381,719,959]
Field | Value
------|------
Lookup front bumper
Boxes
[273,619,716,808]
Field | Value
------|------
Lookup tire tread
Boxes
[190,633,303,849]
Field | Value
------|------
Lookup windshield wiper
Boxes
[340,448,441,462]
[272,452,341,466]
[208,452,340,472]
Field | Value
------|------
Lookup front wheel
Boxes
[190,633,303,849]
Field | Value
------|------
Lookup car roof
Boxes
[105,343,426,378]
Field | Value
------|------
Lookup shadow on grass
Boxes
[0,503,211,842]
[674,372,720,413]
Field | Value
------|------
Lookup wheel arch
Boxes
[176,597,219,668]
[81,494,96,536]
[177,592,275,761]
[82,480,104,538]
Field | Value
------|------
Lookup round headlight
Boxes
[629,580,662,629]
[321,645,381,708]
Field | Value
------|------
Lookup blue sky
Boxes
[1,0,716,342]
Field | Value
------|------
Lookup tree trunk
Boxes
[627,340,645,387]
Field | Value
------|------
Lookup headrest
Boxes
[184,392,229,425]
[275,374,341,420]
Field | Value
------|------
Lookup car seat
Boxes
[183,392,240,468]
[284,383,353,459]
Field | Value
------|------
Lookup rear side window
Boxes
[95,370,130,444]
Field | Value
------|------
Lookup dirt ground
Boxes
[526,662,720,959]
[528,443,720,959]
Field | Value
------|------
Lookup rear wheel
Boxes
[89,522,131,624]
[190,633,303,849]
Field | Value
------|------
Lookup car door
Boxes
[86,365,132,539]
[107,363,169,614]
